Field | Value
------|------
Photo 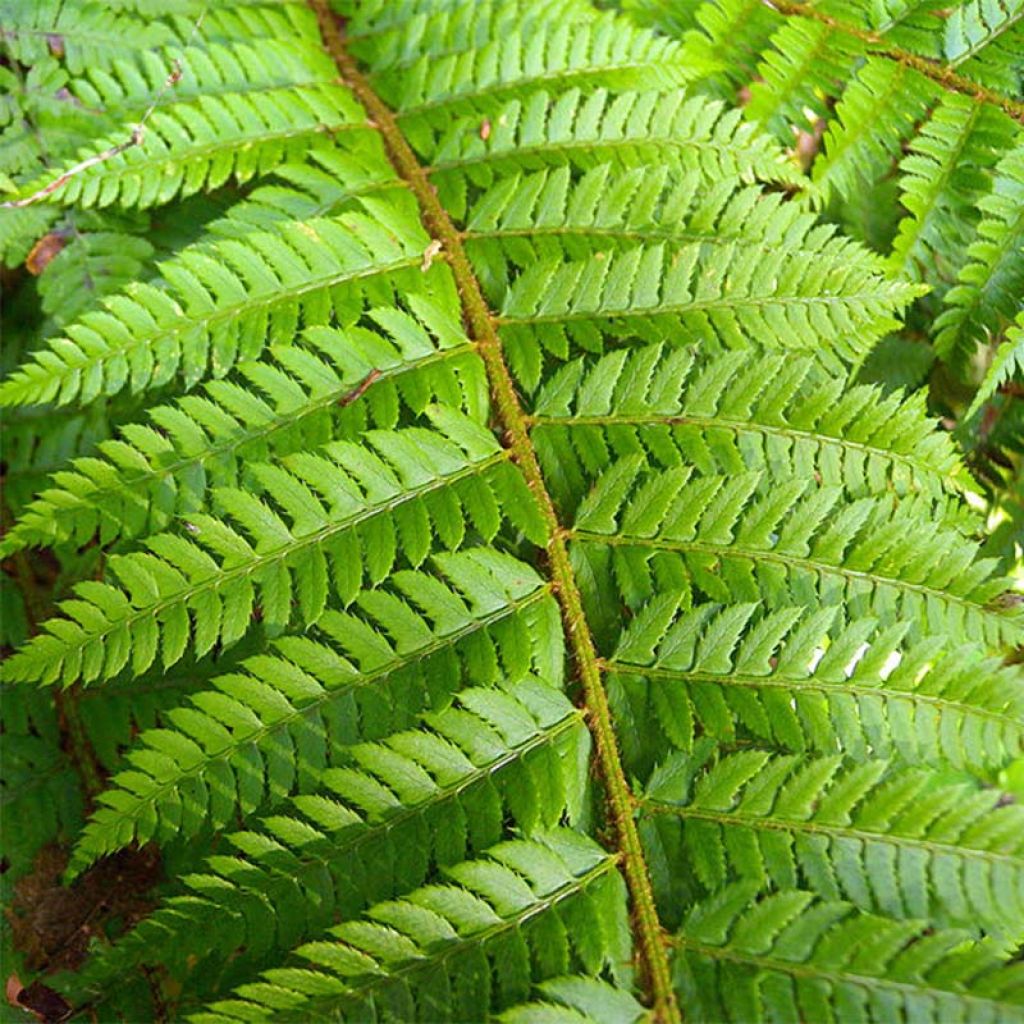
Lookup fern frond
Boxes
[812,58,941,204]
[944,0,1024,74]
[0,197,435,406]
[530,344,969,520]
[195,138,404,238]
[86,678,586,988]
[641,748,1024,934]
[464,165,912,370]
[672,883,1024,1023]
[966,309,1024,419]
[372,7,693,121]
[1,309,485,556]
[71,38,339,119]
[68,548,561,872]
[342,0,595,50]
[499,976,645,1024]
[466,165,821,257]
[8,84,365,210]
[74,650,236,772]
[189,830,628,1024]
[606,596,1024,772]
[571,447,1015,649]
[497,242,920,389]
[744,18,862,139]
[0,0,176,73]
[36,230,155,325]
[4,0,1023,1017]
[934,143,1024,372]
[428,89,806,213]
[674,0,782,94]
[0,396,121,514]
[2,416,545,686]
[889,92,1013,283]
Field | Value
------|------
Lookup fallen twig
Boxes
[1,8,204,210]
[1,128,145,209]
[337,368,382,406]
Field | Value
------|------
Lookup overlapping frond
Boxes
[1,308,485,556]
[68,548,560,872]
[0,0,176,73]
[889,94,1015,282]
[944,0,1024,91]
[0,195,434,406]
[3,417,545,686]
[3,0,1023,1021]
[530,343,970,519]
[673,884,1024,1023]
[606,596,1024,773]
[967,309,1024,418]
[85,678,586,989]
[1,2,345,209]
[613,0,1024,394]
[0,687,84,877]
[743,19,862,138]
[641,749,1024,934]
[934,143,1024,371]
[812,58,941,205]
[189,831,628,1024]
[569,443,1015,648]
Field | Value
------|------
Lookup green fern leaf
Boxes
[0,310,485,556]
[67,548,560,872]
[2,417,544,686]
[189,831,628,1024]
[934,143,1024,372]
[82,677,587,993]
[4,2,1023,1020]
[642,748,1024,935]
[673,883,1024,1023]
[607,597,1024,773]
[966,309,1024,418]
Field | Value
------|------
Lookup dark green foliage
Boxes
[1,0,1021,1021]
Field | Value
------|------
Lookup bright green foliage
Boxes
[642,748,1024,935]
[0,1,177,73]
[968,309,1024,417]
[189,830,629,1024]
[608,597,1024,773]
[1,0,1022,1022]
[624,0,1023,400]
[83,677,587,985]
[674,883,1024,1023]
[0,309,486,556]
[934,144,1024,371]
[3,416,545,687]
[67,548,562,871]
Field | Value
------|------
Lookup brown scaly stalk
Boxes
[307,2,680,1019]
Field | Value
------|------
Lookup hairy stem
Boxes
[308,3,679,1019]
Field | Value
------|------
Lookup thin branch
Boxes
[1,7,207,210]
[1,128,146,209]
